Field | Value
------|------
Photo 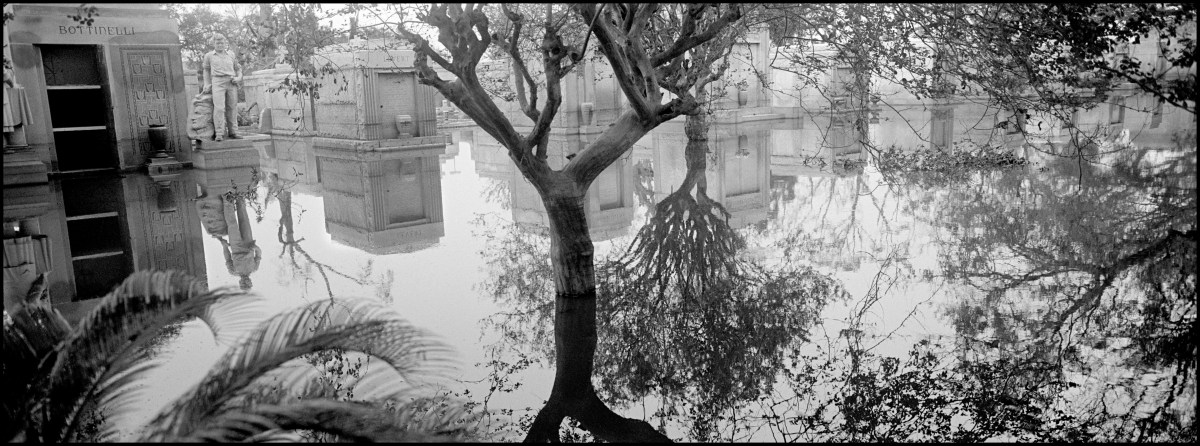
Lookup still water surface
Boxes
[50,106,1193,441]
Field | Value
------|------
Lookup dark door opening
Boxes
[40,44,118,172]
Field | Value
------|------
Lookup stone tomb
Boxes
[309,40,441,141]
[3,3,191,182]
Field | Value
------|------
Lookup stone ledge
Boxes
[327,221,444,255]
[193,134,270,150]
[3,160,50,186]
[3,184,52,219]
[192,138,261,170]
[313,136,448,161]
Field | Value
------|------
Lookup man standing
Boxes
[201,33,243,141]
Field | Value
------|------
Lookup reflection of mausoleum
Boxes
[645,118,774,230]
[3,171,207,320]
[315,138,446,254]
[463,126,635,241]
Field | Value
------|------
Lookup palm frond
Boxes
[3,291,73,442]
[6,285,72,356]
[31,270,253,443]
[23,272,50,305]
[181,399,475,442]
[146,298,454,440]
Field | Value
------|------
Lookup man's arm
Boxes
[233,52,243,84]
[201,52,212,94]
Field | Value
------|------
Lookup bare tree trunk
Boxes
[682,104,710,199]
[524,192,669,443]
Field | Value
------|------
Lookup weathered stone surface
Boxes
[188,92,216,141]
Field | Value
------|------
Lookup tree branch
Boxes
[396,5,549,182]
[573,4,658,122]
[500,5,541,123]
[562,109,651,186]
[651,5,743,67]
[528,10,571,161]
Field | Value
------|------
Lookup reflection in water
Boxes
[465,128,637,241]
[599,114,838,440]
[766,174,888,272]
[3,172,207,320]
[218,197,261,291]
[470,94,1194,440]
[925,143,1196,438]
[265,173,396,302]
[6,88,1193,440]
[195,165,262,290]
[314,144,446,254]
[476,214,844,441]
[640,117,774,229]
[477,114,849,441]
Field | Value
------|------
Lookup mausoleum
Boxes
[4,3,192,184]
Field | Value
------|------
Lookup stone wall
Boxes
[5,3,192,172]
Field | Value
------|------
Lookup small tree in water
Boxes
[389,4,744,442]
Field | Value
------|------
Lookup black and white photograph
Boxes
[2,3,1195,442]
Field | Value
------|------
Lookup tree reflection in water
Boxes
[924,135,1196,440]
[475,129,1195,441]
[264,173,395,302]
[477,113,846,441]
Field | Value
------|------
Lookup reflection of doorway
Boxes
[596,164,626,211]
[931,107,955,151]
[39,45,118,172]
[60,177,132,300]
[385,158,427,226]
[724,135,760,196]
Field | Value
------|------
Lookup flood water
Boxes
[21,98,1194,441]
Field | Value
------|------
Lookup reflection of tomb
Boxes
[192,147,262,201]
[3,172,206,322]
[507,129,635,242]
[767,112,868,174]
[509,160,635,242]
[461,124,635,240]
[647,119,771,229]
[464,129,514,180]
[315,138,446,254]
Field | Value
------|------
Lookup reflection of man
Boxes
[220,196,260,290]
[194,186,229,237]
[201,33,243,141]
